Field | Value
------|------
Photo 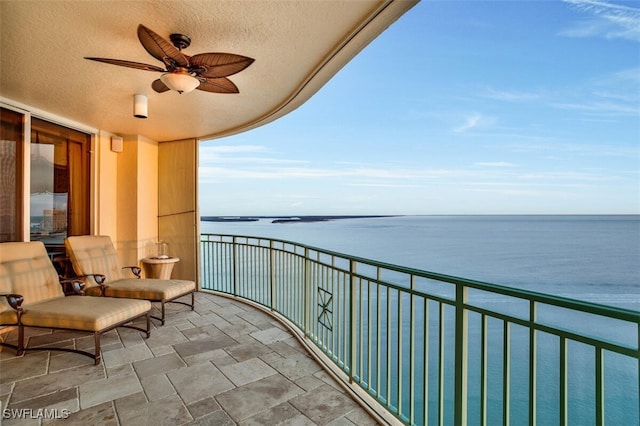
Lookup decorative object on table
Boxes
[156,240,169,259]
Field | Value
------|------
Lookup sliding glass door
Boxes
[0,107,24,243]
[30,118,91,246]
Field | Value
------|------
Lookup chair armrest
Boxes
[0,293,24,311]
[122,266,141,279]
[59,278,87,296]
[75,274,107,296]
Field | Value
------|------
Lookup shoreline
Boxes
[200,215,399,224]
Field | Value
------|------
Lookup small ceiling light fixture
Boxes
[133,94,148,119]
[160,69,200,94]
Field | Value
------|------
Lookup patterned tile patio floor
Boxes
[0,292,379,425]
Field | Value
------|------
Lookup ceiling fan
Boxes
[85,24,254,94]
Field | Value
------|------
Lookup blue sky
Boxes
[199,0,640,216]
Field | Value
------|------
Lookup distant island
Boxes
[201,217,260,222]
[201,215,398,224]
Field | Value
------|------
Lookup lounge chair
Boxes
[0,241,151,365]
[65,235,195,325]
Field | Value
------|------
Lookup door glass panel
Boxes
[0,107,24,242]
[30,118,90,246]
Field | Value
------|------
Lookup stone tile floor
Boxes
[0,292,379,425]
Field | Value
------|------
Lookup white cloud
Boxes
[199,145,270,161]
[552,100,640,115]
[200,166,334,180]
[507,142,639,158]
[201,165,471,181]
[481,88,542,102]
[200,144,309,166]
[467,188,560,197]
[348,183,426,188]
[454,114,481,133]
[612,67,640,84]
[518,171,621,182]
[561,0,640,41]
[208,157,309,165]
[465,181,594,189]
[453,113,496,133]
[204,145,269,153]
[474,162,517,168]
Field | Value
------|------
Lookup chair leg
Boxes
[145,313,151,338]
[94,332,101,365]
[191,292,195,311]
[16,325,25,356]
[161,301,166,325]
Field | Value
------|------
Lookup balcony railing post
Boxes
[409,274,416,424]
[232,236,238,296]
[529,300,537,426]
[305,247,311,337]
[454,283,469,426]
[270,240,275,311]
[349,259,357,383]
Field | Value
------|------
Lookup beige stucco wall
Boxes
[93,132,200,281]
[95,131,161,271]
[98,134,198,282]
[133,134,159,262]
[96,130,118,238]
[113,134,159,268]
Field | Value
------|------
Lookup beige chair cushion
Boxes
[20,296,151,331]
[0,309,18,325]
[66,235,196,303]
[0,241,152,330]
[86,278,195,301]
[0,242,65,319]
[65,235,126,285]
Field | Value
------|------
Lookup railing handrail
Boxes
[201,232,640,323]
[201,232,640,425]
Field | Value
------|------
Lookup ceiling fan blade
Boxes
[151,79,170,93]
[137,24,189,68]
[190,53,254,78]
[197,77,239,94]
[84,57,166,72]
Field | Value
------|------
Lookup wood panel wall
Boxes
[158,139,199,284]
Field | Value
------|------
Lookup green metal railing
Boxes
[200,233,640,425]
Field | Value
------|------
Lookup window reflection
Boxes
[0,107,24,242]
[30,118,90,246]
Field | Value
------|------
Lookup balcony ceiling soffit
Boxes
[0,0,416,142]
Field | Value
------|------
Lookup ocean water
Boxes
[200,215,639,311]
[200,215,639,424]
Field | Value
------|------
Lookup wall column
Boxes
[113,134,159,266]
[158,138,198,283]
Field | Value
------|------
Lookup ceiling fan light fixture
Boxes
[160,71,200,94]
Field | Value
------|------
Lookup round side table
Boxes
[141,257,180,279]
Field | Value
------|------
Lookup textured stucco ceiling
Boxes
[0,0,416,142]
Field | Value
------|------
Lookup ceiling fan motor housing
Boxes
[170,33,191,50]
